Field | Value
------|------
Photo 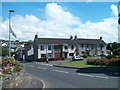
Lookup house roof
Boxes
[34,38,76,45]
[76,38,106,45]
[34,38,106,46]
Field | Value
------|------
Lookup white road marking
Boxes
[78,73,95,77]
[52,69,69,74]
[37,67,47,70]
[40,63,53,66]
[77,73,109,79]
[28,65,35,68]
[95,76,109,79]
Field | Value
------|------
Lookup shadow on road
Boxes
[76,66,120,77]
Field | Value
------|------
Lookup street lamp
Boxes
[9,10,15,57]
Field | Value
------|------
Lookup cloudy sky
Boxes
[0,2,118,43]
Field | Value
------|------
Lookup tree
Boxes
[1,47,9,56]
[107,42,120,55]
[106,43,112,51]
[113,48,120,55]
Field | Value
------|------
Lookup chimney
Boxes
[100,37,102,40]
[70,35,73,40]
[74,35,77,40]
[34,34,38,40]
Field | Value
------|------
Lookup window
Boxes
[64,46,68,49]
[41,54,46,58]
[41,45,44,50]
[69,53,74,56]
[48,45,52,50]
[81,44,84,48]
[71,45,74,49]
[86,44,89,47]
[48,53,52,58]
[81,51,84,54]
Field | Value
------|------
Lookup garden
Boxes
[0,58,24,88]
[60,55,120,67]
[1,58,23,75]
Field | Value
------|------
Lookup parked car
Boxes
[72,56,83,61]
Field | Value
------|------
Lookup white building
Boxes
[25,35,106,61]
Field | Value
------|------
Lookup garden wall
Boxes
[2,68,24,89]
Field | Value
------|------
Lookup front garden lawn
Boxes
[60,61,105,67]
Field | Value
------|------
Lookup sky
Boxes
[0,2,119,43]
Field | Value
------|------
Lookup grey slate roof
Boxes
[76,38,106,45]
[34,38,76,45]
[34,38,106,45]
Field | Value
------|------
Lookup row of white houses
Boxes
[24,35,106,61]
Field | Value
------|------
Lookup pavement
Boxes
[14,73,44,89]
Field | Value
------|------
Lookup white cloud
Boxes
[111,4,118,17]
[0,3,118,43]
[45,3,81,26]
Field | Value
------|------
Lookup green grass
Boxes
[60,61,102,67]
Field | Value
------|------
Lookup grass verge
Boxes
[60,61,105,67]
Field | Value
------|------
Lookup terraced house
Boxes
[25,35,106,61]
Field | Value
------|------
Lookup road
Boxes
[24,61,119,88]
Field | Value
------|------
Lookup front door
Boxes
[64,52,68,58]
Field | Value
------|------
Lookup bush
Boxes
[2,58,23,74]
[86,57,120,66]
[82,54,88,58]
[86,57,100,65]
[106,55,116,59]
[103,58,120,66]
[10,60,23,72]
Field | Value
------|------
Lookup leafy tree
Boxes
[106,43,112,51]
[1,47,9,56]
[107,42,120,55]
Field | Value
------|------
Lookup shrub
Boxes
[86,57,100,65]
[86,57,120,66]
[106,58,120,66]
[106,55,116,60]
[10,60,23,72]
[2,58,23,74]
[82,54,88,58]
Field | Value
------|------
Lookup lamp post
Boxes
[9,10,15,57]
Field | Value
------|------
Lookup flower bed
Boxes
[1,58,24,88]
[2,58,23,74]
